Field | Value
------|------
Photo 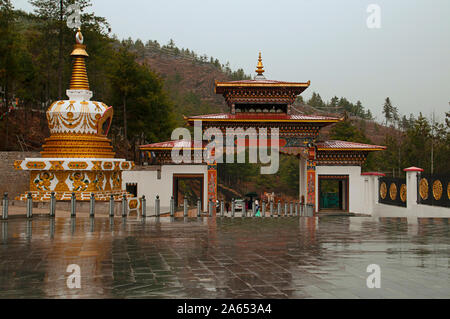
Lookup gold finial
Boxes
[70,28,90,90]
[255,52,265,76]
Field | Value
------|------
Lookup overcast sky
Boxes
[13,0,450,122]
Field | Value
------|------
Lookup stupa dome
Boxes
[41,29,115,159]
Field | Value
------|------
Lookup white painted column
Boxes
[404,167,424,222]
[361,172,386,216]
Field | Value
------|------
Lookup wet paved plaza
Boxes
[0,216,449,299]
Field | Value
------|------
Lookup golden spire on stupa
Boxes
[69,28,90,90]
[255,52,265,76]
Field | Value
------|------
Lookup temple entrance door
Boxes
[318,175,349,212]
[173,174,204,210]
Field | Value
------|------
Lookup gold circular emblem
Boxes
[380,182,387,200]
[419,178,429,200]
[400,184,407,203]
[389,183,397,201]
[448,182,450,200]
[432,180,443,201]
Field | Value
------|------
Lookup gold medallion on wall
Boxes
[448,182,450,200]
[400,184,407,203]
[419,178,429,200]
[432,180,443,201]
[389,183,397,201]
[380,182,387,200]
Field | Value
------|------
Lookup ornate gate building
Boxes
[125,54,386,213]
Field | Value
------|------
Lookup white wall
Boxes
[123,165,208,214]
[372,171,450,219]
[315,166,364,213]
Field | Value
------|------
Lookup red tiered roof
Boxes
[215,79,311,94]
[187,113,340,123]
[317,140,386,151]
[140,140,206,150]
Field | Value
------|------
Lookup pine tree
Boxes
[383,97,393,126]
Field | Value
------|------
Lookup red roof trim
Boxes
[403,167,424,172]
[316,140,387,151]
[361,172,386,177]
[187,113,340,122]
[140,140,206,150]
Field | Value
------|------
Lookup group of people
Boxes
[223,198,262,216]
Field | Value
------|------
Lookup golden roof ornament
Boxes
[254,52,266,80]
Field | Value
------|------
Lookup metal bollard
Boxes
[170,196,175,218]
[184,196,188,217]
[231,199,235,218]
[284,202,288,217]
[290,202,293,217]
[270,201,274,218]
[262,200,266,218]
[295,202,298,217]
[26,192,33,218]
[252,202,256,218]
[71,192,76,217]
[2,193,8,220]
[50,218,55,238]
[197,198,202,217]
[109,195,115,217]
[50,192,56,218]
[155,195,160,217]
[89,193,95,217]
[277,201,281,218]
[142,195,146,217]
[122,194,128,217]
[209,200,213,217]
[220,200,224,218]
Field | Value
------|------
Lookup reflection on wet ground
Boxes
[0,216,449,299]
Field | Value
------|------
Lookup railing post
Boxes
[231,199,235,218]
[277,201,281,217]
[197,198,201,217]
[184,195,188,217]
[170,196,175,218]
[284,202,288,217]
[109,194,115,217]
[2,193,8,220]
[270,200,274,218]
[89,193,95,217]
[220,200,224,218]
[290,202,293,217]
[262,200,266,218]
[70,192,76,218]
[50,192,56,218]
[142,195,146,217]
[252,202,256,217]
[122,194,128,217]
[155,195,160,217]
[26,192,33,219]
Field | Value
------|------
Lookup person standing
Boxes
[255,199,260,217]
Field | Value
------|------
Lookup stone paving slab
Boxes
[0,216,449,299]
